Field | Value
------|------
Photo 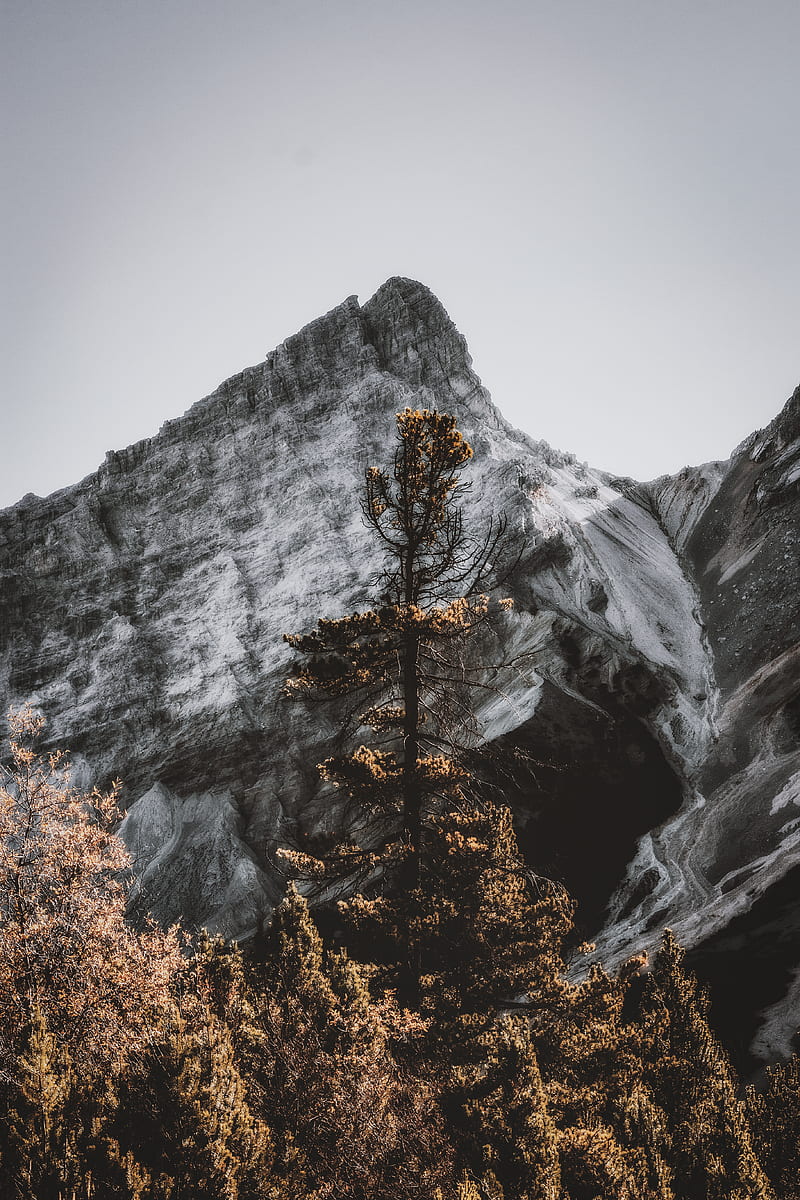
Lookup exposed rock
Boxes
[0,279,797,1062]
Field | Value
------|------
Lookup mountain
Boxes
[1,278,797,1065]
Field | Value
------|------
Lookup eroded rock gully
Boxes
[0,278,797,1062]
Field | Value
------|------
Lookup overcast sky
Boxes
[2,0,798,509]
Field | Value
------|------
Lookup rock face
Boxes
[0,278,797,1063]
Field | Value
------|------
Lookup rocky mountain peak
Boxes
[362,276,472,381]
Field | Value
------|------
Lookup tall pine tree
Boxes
[283,406,510,1008]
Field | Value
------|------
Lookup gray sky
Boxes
[2,0,798,509]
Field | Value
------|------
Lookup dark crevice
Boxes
[474,682,683,940]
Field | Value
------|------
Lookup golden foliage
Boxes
[637,930,773,1200]
[251,885,454,1198]
[0,705,182,1076]
[746,1056,800,1197]
[0,706,787,1198]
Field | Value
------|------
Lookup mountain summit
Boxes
[1,280,797,1066]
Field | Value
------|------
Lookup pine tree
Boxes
[638,930,772,1200]
[251,885,453,1198]
[423,803,571,1024]
[114,1001,273,1200]
[746,1055,800,1198]
[617,1085,675,1200]
[0,1005,136,1200]
[342,801,572,1043]
[3,1005,78,1200]
[260,883,347,1050]
[557,1121,640,1200]
[539,951,645,1133]
[346,804,575,1200]
[446,1015,561,1200]
[282,406,510,1008]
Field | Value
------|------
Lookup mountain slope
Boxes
[1,278,797,1062]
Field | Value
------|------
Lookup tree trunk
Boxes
[401,554,422,1008]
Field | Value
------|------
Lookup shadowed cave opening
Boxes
[477,682,684,941]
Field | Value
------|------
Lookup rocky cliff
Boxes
[1,278,797,1064]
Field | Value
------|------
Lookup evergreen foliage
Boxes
[617,1084,675,1200]
[446,1015,561,1200]
[283,406,511,1008]
[341,798,574,1070]
[638,929,772,1200]
[0,409,793,1197]
[746,1055,800,1198]
[3,1006,81,1200]
[114,1002,273,1200]
[250,883,453,1199]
